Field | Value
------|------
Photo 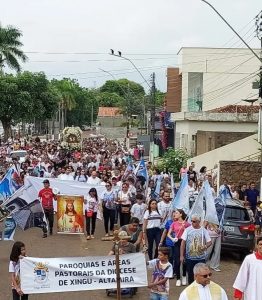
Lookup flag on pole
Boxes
[152,175,163,200]
[122,163,135,181]
[187,187,205,221]
[170,173,175,198]
[204,180,219,225]
[172,174,189,213]
[0,217,16,241]
[134,159,148,181]
[12,199,47,231]
[0,165,23,202]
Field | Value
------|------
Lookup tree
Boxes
[157,148,190,182]
[100,78,145,98]
[96,91,123,107]
[0,25,27,72]
[51,79,77,129]
[100,79,145,121]
[0,72,59,140]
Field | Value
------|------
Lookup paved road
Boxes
[0,219,241,300]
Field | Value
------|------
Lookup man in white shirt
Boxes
[157,192,172,229]
[87,171,101,185]
[179,263,228,300]
[58,167,74,181]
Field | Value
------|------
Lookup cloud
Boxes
[1,0,261,91]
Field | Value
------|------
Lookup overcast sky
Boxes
[1,0,261,92]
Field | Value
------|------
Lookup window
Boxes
[224,206,249,221]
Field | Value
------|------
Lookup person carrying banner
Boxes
[178,263,228,300]
[108,231,136,255]
[9,241,28,300]
[38,179,56,238]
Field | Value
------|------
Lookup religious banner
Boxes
[57,195,84,234]
[20,253,147,294]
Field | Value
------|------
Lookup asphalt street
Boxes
[0,219,242,300]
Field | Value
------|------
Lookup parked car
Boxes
[221,199,255,255]
[9,150,27,163]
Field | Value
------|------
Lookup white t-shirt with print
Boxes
[143,210,162,229]
[131,203,147,224]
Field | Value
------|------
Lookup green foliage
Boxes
[0,24,27,72]
[0,71,59,139]
[157,148,190,182]
[155,90,165,107]
[100,78,145,98]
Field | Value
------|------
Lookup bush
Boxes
[157,148,190,182]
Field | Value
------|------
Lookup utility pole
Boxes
[201,0,262,191]
[255,11,262,193]
[150,73,156,164]
[256,11,262,145]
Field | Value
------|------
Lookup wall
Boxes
[178,47,260,112]
[196,131,254,156]
[187,134,260,170]
[164,68,182,113]
[175,119,257,155]
[219,160,262,187]
[97,116,125,128]
[98,127,138,140]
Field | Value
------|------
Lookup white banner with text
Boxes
[20,253,147,294]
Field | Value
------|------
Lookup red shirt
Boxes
[170,220,190,239]
[38,187,54,209]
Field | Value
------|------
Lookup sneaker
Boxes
[176,279,181,287]
[182,276,187,286]
[91,235,94,239]
[86,236,91,240]
[42,234,47,238]
[105,233,109,237]
[211,267,221,272]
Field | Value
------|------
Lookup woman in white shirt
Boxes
[84,188,100,240]
[143,199,162,260]
[101,182,117,237]
[117,182,132,227]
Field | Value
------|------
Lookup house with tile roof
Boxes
[97,107,124,127]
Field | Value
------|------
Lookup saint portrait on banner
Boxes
[57,195,84,234]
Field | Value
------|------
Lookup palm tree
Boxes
[51,79,77,129]
[0,24,27,72]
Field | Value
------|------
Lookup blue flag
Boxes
[135,159,148,181]
[172,174,189,212]
[0,166,22,202]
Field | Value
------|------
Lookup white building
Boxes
[177,47,260,112]
[167,47,261,156]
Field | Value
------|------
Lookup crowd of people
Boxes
[1,136,261,300]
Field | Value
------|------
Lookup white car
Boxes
[9,150,27,163]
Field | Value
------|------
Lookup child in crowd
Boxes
[130,194,147,227]
[147,247,173,300]
[9,241,28,300]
